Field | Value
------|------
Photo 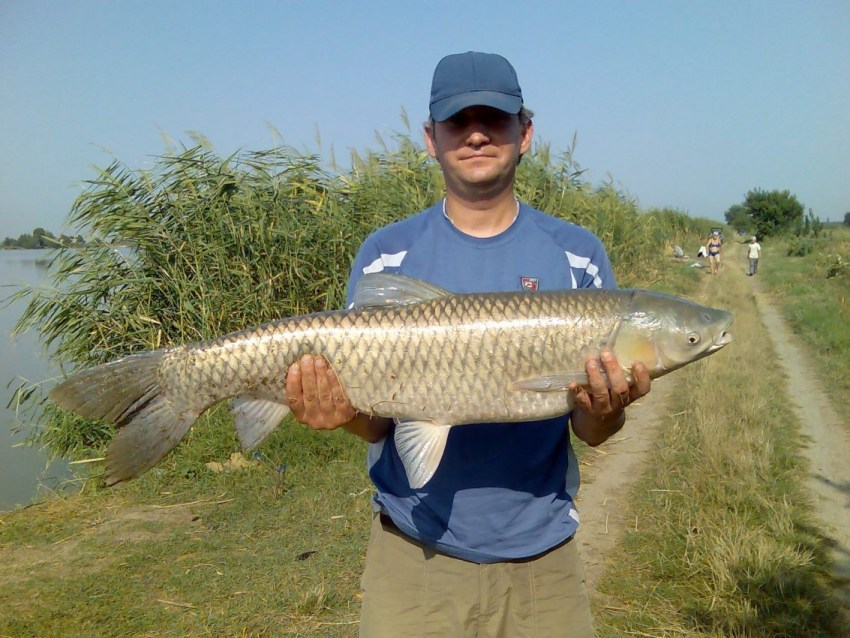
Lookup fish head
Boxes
[613,291,733,378]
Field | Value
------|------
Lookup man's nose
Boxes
[466,128,490,146]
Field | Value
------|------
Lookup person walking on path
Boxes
[284,51,652,637]
[747,235,762,275]
[706,230,723,274]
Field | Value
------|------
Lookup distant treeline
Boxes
[2,228,85,249]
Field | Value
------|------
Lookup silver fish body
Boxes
[49,273,733,487]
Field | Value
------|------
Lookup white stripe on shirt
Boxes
[565,250,604,288]
[363,250,408,274]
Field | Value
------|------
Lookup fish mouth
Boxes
[707,327,733,353]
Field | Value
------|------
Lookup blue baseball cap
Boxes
[429,51,524,122]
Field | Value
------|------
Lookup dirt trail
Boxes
[576,250,850,612]
[750,276,850,607]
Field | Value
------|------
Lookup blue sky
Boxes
[1,0,848,238]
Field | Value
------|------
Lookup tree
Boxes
[724,204,750,230]
[16,233,38,249]
[31,227,56,248]
[844,212,850,227]
[742,189,805,239]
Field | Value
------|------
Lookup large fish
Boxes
[50,273,733,488]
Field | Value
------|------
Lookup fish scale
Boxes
[49,273,733,486]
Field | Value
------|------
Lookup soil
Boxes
[575,260,850,613]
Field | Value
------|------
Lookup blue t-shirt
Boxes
[347,200,616,563]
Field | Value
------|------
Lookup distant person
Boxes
[747,236,761,276]
[706,230,722,274]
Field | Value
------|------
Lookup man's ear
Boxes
[519,120,534,155]
[423,124,438,159]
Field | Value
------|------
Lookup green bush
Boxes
[786,237,814,257]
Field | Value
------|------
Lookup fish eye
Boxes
[687,332,701,345]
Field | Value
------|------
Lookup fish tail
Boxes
[49,351,199,485]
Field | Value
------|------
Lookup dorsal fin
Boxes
[352,273,451,309]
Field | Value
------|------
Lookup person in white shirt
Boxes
[747,236,762,276]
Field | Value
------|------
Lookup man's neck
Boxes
[443,192,520,238]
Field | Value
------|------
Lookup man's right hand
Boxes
[285,354,392,443]
[286,354,356,430]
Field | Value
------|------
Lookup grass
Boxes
[10,251,843,637]
[1,254,707,637]
[0,415,373,637]
[592,261,848,637]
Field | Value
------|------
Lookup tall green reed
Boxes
[9,132,707,459]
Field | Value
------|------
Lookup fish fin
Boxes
[352,273,451,309]
[49,351,200,486]
[106,398,198,485]
[510,373,590,392]
[229,397,290,450]
[49,351,164,422]
[393,419,450,489]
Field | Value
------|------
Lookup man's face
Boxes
[424,106,533,198]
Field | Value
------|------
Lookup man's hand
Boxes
[285,354,393,443]
[568,350,651,446]
[286,354,356,430]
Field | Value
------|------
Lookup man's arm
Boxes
[568,350,651,446]
[285,354,392,443]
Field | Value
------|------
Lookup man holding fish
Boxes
[287,51,652,637]
[50,49,732,636]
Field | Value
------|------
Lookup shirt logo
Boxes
[521,277,539,291]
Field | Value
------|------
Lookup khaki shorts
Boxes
[359,513,595,638]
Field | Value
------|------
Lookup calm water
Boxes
[1,249,71,511]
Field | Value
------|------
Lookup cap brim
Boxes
[430,91,522,122]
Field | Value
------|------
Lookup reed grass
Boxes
[9,132,707,461]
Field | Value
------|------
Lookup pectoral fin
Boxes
[510,373,590,393]
[510,367,628,393]
[393,419,451,489]
[229,397,291,450]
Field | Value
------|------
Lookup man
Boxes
[286,51,651,637]
[747,236,761,275]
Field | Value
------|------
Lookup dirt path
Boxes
[575,375,673,592]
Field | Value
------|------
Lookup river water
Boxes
[1,249,71,511]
